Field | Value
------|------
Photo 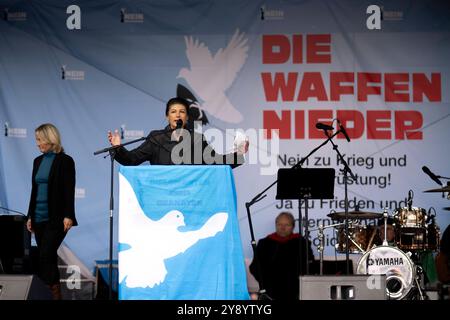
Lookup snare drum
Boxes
[394,207,428,251]
[394,207,427,228]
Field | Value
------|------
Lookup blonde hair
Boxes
[35,123,64,153]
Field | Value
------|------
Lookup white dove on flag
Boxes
[177,29,249,123]
[118,173,228,288]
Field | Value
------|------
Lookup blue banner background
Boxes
[0,0,449,280]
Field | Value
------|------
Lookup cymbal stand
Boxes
[382,208,389,246]
[414,265,426,300]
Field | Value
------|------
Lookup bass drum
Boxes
[356,246,416,300]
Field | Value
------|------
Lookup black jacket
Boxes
[114,127,244,168]
[249,234,314,300]
[27,152,78,227]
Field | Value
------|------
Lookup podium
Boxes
[117,165,249,300]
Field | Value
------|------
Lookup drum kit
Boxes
[319,185,450,300]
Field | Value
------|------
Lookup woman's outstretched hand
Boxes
[108,129,121,146]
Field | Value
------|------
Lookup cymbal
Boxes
[327,211,383,220]
[424,186,450,193]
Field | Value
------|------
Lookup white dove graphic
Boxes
[177,29,249,123]
[118,173,228,289]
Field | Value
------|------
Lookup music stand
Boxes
[276,168,335,275]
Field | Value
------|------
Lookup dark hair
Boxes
[165,97,190,116]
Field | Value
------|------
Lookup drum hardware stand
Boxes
[302,194,312,275]
[318,225,324,275]
[310,222,343,275]
[366,226,378,251]
[414,265,426,300]
[343,229,366,253]
[382,208,389,246]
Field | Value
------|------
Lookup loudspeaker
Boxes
[0,215,31,273]
[0,275,52,300]
[299,275,386,300]
[310,260,353,275]
[94,260,118,300]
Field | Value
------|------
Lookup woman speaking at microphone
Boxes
[107,97,248,167]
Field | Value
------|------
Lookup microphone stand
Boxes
[93,126,183,300]
[245,130,340,299]
[94,136,149,300]
[325,132,356,275]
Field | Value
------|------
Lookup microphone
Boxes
[422,166,442,186]
[337,119,350,142]
[175,119,183,129]
[315,122,334,131]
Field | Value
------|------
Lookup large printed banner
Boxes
[118,166,248,300]
[0,1,449,275]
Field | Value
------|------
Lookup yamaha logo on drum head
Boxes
[367,256,404,266]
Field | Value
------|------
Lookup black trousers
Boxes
[33,221,67,285]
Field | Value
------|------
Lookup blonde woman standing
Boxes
[26,123,77,300]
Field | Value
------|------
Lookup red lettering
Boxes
[263,110,291,139]
[385,73,409,102]
[261,72,297,101]
[367,110,391,139]
[336,110,365,140]
[309,110,333,139]
[395,111,423,140]
[413,73,441,102]
[262,35,290,64]
[298,72,328,101]
[358,73,381,101]
[292,35,303,64]
[307,34,331,63]
[330,72,354,101]
[294,110,305,139]
[261,109,423,140]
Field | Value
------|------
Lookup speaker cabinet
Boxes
[299,275,387,300]
[0,275,52,300]
[0,215,31,273]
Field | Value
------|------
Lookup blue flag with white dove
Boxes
[118,165,249,300]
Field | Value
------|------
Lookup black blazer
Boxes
[27,152,78,227]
